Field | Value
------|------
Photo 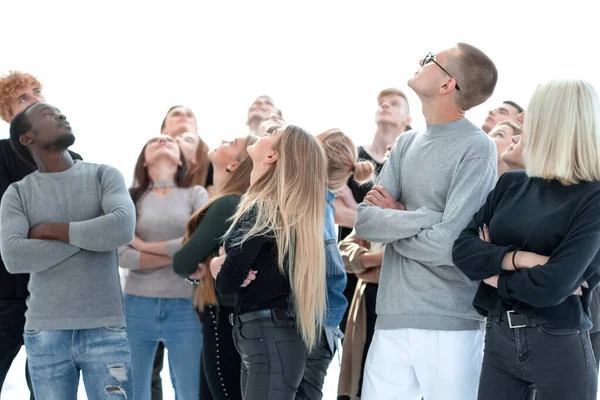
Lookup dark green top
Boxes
[172,194,241,307]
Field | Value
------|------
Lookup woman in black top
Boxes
[212,125,328,400]
[453,79,600,400]
[173,135,256,400]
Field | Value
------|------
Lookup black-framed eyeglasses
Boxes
[421,52,461,91]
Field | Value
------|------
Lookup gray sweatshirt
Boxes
[355,118,497,331]
[0,161,135,331]
[118,186,208,298]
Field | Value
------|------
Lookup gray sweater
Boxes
[118,186,208,298]
[0,161,135,331]
[355,118,497,331]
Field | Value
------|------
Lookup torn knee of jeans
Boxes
[106,364,128,396]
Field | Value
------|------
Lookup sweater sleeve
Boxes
[173,195,240,278]
[118,245,141,270]
[497,190,600,307]
[452,173,518,280]
[69,165,136,252]
[392,157,497,267]
[0,185,81,273]
[355,137,443,243]
[339,229,369,274]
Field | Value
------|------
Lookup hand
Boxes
[479,224,491,243]
[28,223,51,240]
[364,186,405,210]
[28,222,70,243]
[573,281,589,296]
[210,255,226,278]
[241,270,258,287]
[188,263,207,281]
[483,275,499,288]
[130,236,146,252]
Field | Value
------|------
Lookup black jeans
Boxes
[479,312,598,400]
[0,300,34,400]
[233,309,307,400]
[198,305,241,400]
[151,342,164,400]
[295,327,336,400]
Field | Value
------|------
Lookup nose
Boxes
[57,113,66,121]
[511,135,521,144]
[488,110,495,117]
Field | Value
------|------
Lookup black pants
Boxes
[198,305,241,400]
[233,310,307,400]
[479,313,598,400]
[0,300,34,400]
[295,328,335,400]
[151,342,164,400]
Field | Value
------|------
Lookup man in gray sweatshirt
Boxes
[0,102,136,399]
[355,43,498,400]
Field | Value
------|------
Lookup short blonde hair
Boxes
[523,79,600,185]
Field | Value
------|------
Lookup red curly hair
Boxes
[0,71,43,121]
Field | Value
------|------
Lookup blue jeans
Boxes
[124,294,202,400]
[23,327,132,400]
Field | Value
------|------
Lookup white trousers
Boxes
[361,328,484,400]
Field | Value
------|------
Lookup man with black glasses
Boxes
[355,43,498,400]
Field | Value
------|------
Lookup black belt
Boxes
[229,309,291,326]
[498,310,546,329]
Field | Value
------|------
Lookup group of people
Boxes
[0,40,599,400]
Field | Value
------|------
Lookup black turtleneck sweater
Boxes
[453,170,600,330]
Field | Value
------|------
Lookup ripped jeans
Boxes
[24,327,132,399]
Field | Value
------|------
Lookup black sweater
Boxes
[215,209,291,315]
[453,170,600,330]
[0,139,82,301]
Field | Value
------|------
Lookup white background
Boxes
[1,0,599,186]
[1,0,599,398]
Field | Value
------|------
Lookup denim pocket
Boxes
[102,326,127,333]
[538,324,580,336]
[276,339,307,389]
[238,320,264,341]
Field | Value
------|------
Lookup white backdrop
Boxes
[1,0,598,185]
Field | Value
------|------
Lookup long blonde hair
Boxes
[184,135,257,310]
[316,129,374,190]
[523,79,600,185]
[229,125,327,349]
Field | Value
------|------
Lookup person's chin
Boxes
[54,133,76,149]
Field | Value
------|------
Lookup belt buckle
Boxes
[507,310,526,329]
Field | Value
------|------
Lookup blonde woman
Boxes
[453,79,600,400]
[211,125,328,399]
[172,135,256,400]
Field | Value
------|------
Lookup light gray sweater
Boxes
[355,118,497,331]
[118,186,208,298]
[0,161,135,331]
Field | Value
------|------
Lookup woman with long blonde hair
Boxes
[292,129,373,399]
[211,125,328,399]
[172,135,256,400]
[453,79,600,399]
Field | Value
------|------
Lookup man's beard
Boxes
[51,133,76,150]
